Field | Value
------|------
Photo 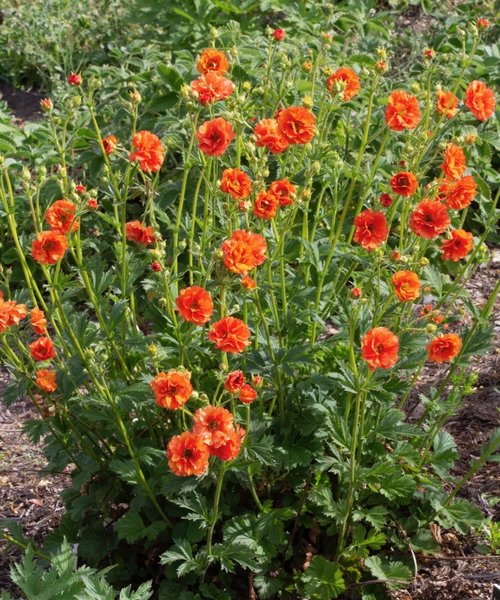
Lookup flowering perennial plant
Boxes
[0,19,498,599]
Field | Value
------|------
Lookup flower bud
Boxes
[302,95,313,109]
[419,257,429,266]
[426,323,437,334]
[242,81,251,92]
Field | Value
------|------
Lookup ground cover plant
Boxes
[0,5,499,600]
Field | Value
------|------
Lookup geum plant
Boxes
[0,19,498,599]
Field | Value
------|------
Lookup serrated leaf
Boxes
[302,556,346,600]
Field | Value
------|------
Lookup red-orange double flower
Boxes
[239,383,257,404]
[30,307,47,335]
[125,221,155,246]
[385,90,421,131]
[209,426,245,461]
[176,286,213,325]
[29,337,56,361]
[361,327,399,370]
[221,230,267,275]
[36,369,57,393]
[196,117,235,156]
[464,80,496,121]
[253,190,279,220]
[196,48,229,75]
[208,316,250,353]
[353,210,389,251]
[254,118,289,154]
[167,431,209,477]
[190,71,234,105]
[439,176,476,210]
[45,200,79,234]
[392,271,421,302]
[427,333,462,363]
[409,199,450,239]
[277,106,315,144]
[436,90,459,119]
[327,67,361,101]
[441,229,473,261]
[220,168,252,200]
[225,370,245,393]
[150,370,193,410]
[129,131,165,173]
[0,296,27,333]
[193,405,235,450]
[31,231,68,265]
[268,179,296,206]
[390,171,418,197]
[441,143,466,180]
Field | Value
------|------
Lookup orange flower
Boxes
[239,383,257,404]
[241,275,256,289]
[87,198,98,210]
[167,431,209,477]
[353,210,389,251]
[361,327,399,370]
[220,168,252,200]
[125,221,155,246]
[427,333,462,363]
[190,71,234,105]
[29,337,56,362]
[45,200,79,234]
[441,229,473,262]
[224,370,245,393]
[67,73,82,86]
[30,307,47,335]
[196,48,229,75]
[36,369,57,393]
[441,143,466,180]
[150,370,193,410]
[464,80,496,122]
[0,297,27,332]
[277,106,315,144]
[327,67,361,101]
[438,176,477,210]
[379,193,392,208]
[129,131,165,173]
[409,199,450,239]
[436,90,458,119]
[31,231,68,265]
[40,98,53,112]
[253,118,289,154]
[389,171,418,197]
[209,426,245,461]
[208,316,251,353]
[176,286,213,325]
[392,270,421,302]
[221,229,267,275]
[253,190,279,220]
[385,90,421,131]
[196,117,235,156]
[102,134,118,155]
[268,179,296,206]
[193,405,235,449]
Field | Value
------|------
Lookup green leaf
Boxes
[430,431,458,476]
[364,555,412,589]
[302,556,346,600]
[115,511,146,543]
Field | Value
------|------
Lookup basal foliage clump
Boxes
[0,16,498,600]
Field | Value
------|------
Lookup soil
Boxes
[0,79,42,123]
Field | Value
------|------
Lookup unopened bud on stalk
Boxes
[477,243,489,262]
[179,240,187,250]
[400,255,409,263]
[158,298,168,308]
[199,393,209,404]
[303,95,313,108]
[219,362,228,372]
[265,25,273,36]
[426,323,437,334]
[84,348,95,360]
[376,46,387,60]
[190,390,199,400]
[322,66,334,77]
[213,248,224,260]
[21,167,31,182]
[38,166,47,181]
[457,27,466,39]
[242,81,251,91]
[263,167,270,177]
[302,189,312,201]
[230,47,238,58]
[302,61,313,72]
[210,26,219,39]
[312,161,321,174]
[410,82,420,93]
[148,343,158,356]
[419,257,429,266]
[130,90,141,104]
